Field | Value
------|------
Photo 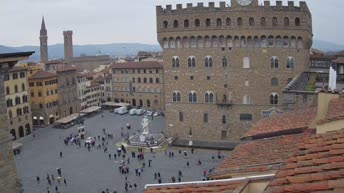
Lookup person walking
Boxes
[63,178,67,186]
[59,152,62,158]
[57,176,61,185]
[109,154,111,160]
[36,176,40,184]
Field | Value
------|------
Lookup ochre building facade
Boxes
[111,62,164,111]
[156,0,312,143]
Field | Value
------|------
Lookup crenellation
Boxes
[187,3,192,8]
[288,1,294,8]
[220,2,226,8]
[166,5,172,11]
[208,2,215,8]
[176,4,182,10]
[197,2,203,7]
[156,5,163,13]
[264,1,270,6]
[276,1,282,7]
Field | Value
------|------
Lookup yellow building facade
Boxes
[28,71,59,126]
[4,67,32,140]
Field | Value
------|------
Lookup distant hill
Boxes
[0,43,162,61]
[1,40,344,61]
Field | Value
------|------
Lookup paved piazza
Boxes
[15,111,228,193]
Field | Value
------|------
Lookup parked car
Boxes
[153,111,160,117]
[146,111,153,116]
[113,108,119,114]
[136,109,145,115]
[85,137,95,144]
[117,107,128,115]
[129,109,137,115]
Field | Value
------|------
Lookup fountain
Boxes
[128,115,166,148]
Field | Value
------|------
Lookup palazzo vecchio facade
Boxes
[156,0,312,145]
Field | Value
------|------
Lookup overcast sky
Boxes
[0,0,342,47]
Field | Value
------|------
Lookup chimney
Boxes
[316,92,339,123]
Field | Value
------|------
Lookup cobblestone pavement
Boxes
[15,111,229,193]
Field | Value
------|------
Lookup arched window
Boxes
[190,36,197,48]
[205,91,214,103]
[226,18,231,26]
[197,36,203,48]
[173,20,178,28]
[22,95,28,103]
[169,37,175,48]
[188,91,197,103]
[290,36,297,48]
[8,110,13,119]
[286,57,295,69]
[22,83,25,91]
[219,36,225,47]
[143,78,147,83]
[206,18,211,27]
[6,99,12,107]
[6,86,10,95]
[272,17,278,27]
[271,78,279,86]
[254,36,260,47]
[172,91,180,102]
[297,37,303,49]
[222,57,228,68]
[237,17,243,26]
[243,57,250,68]
[204,36,211,48]
[295,18,301,26]
[284,17,289,27]
[163,38,168,48]
[270,93,279,105]
[216,18,222,26]
[163,21,168,28]
[203,113,208,123]
[222,115,226,124]
[147,100,150,107]
[260,17,266,27]
[176,37,182,48]
[14,85,18,93]
[271,56,279,69]
[182,36,189,48]
[226,36,233,48]
[249,17,254,26]
[261,35,267,47]
[240,36,246,47]
[234,36,240,47]
[195,19,200,27]
[268,35,274,47]
[138,78,141,83]
[156,78,160,83]
[204,56,213,68]
[283,36,289,48]
[276,36,282,48]
[247,36,253,47]
[187,56,196,68]
[243,95,251,104]
[211,36,218,47]
[184,19,189,28]
[149,78,153,83]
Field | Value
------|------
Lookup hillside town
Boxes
[0,0,344,193]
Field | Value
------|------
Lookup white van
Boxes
[129,109,137,116]
[136,109,144,115]
[117,107,128,115]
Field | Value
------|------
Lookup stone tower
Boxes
[156,0,312,146]
[39,17,48,63]
[63,30,73,62]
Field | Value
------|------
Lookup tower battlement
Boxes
[63,30,73,36]
[156,1,309,15]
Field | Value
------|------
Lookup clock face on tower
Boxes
[236,0,253,6]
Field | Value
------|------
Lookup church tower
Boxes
[63,30,73,62]
[39,17,48,63]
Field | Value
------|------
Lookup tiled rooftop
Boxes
[143,180,245,193]
[265,128,344,193]
[210,133,309,179]
[29,70,56,79]
[244,108,317,139]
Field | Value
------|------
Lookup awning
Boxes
[12,142,22,150]
[33,116,37,120]
[80,106,101,114]
[39,116,44,120]
[55,113,80,124]
[102,102,130,107]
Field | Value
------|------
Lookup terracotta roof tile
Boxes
[29,71,56,79]
[56,66,76,72]
[111,61,163,69]
[332,57,344,64]
[210,133,309,179]
[319,98,344,124]
[9,66,28,72]
[265,129,344,193]
[244,108,317,138]
[143,180,246,193]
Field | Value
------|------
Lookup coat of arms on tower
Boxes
[261,107,283,118]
